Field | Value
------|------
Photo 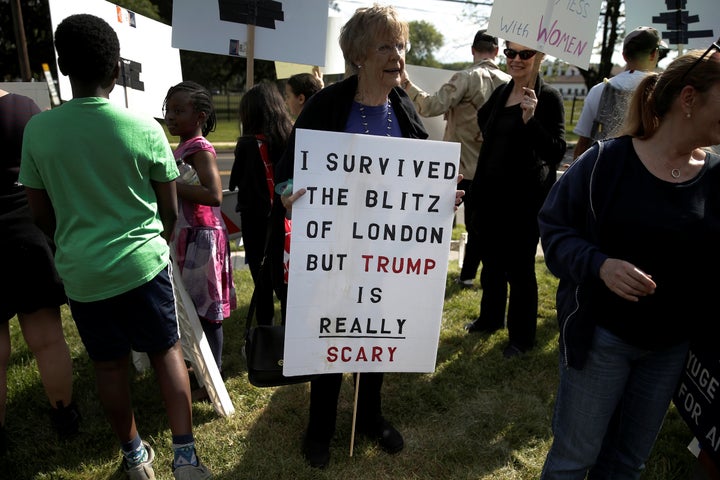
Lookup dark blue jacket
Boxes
[540,137,720,368]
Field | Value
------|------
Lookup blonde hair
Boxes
[621,49,720,139]
[339,4,409,76]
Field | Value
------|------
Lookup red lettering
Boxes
[359,254,437,275]
[327,346,338,362]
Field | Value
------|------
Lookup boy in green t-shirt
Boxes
[19,14,211,480]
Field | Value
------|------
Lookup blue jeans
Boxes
[540,326,689,480]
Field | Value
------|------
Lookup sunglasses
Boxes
[680,37,720,82]
[504,48,537,60]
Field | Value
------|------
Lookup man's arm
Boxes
[401,70,469,117]
[151,180,178,243]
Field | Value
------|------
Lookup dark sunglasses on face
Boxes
[504,48,537,60]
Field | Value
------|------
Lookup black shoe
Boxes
[358,417,404,454]
[302,436,330,469]
[502,343,526,359]
[453,277,474,288]
[464,319,502,334]
[50,401,80,440]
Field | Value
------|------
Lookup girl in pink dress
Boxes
[163,81,237,373]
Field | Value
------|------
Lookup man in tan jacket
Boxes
[401,30,510,286]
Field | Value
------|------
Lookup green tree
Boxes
[115,0,161,21]
[406,20,444,68]
[1,0,54,81]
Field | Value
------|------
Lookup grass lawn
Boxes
[2,257,698,479]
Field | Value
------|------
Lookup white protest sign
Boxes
[487,0,603,69]
[625,1,717,51]
[283,129,460,376]
[404,64,458,142]
[171,0,328,66]
[48,0,182,119]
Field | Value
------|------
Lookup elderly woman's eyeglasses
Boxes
[680,37,720,82]
[376,42,409,56]
[504,48,537,60]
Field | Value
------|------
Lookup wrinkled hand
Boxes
[281,187,307,215]
[599,258,656,302]
[521,87,537,124]
[455,174,464,211]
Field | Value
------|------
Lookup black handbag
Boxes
[244,305,313,387]
[243,220,314,388]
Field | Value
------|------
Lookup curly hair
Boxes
[163,81,217,137]
[54,14,120,87]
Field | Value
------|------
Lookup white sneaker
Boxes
[122,441,156,480]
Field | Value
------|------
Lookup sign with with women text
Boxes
[487,0,603,69]
[282,129,460,376]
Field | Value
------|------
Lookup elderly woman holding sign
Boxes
[538,45,720,479]
[273,4,443,469]
[464,41,566,358]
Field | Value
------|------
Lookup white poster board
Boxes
[171,0,328,66]
[48,0,182,119]
[283,129,460,376]
[625,0,717,51]
[487,0,603,69]
[404,64,457,142]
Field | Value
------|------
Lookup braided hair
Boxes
[163,81,217,137]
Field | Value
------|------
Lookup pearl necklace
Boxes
[358,100,393,136]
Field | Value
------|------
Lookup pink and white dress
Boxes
[171,136,237,322]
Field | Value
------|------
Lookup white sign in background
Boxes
[48,0,182,119]
[283,130,460,376]
[625,0,717,51]
[171,0,328,67]
[487,0,603,69]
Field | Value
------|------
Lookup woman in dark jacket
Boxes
[273,5,430,470]
[465,41,566,358]
[229,81,293,325]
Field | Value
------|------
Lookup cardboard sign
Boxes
[48,0,182,119]
[171,0,328,66]
[487,0,603,69]
[674,346,720,468]
[282,129,460,376]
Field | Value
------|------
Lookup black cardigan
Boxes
[471,76,566,211]
[274,74,428,185]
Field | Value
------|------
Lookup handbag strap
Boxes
[244,212,279,339]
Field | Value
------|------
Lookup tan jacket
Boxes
[406,59,511,180]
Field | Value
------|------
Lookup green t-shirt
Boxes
[19,97,179,301]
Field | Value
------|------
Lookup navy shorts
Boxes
[69,265,180,362]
